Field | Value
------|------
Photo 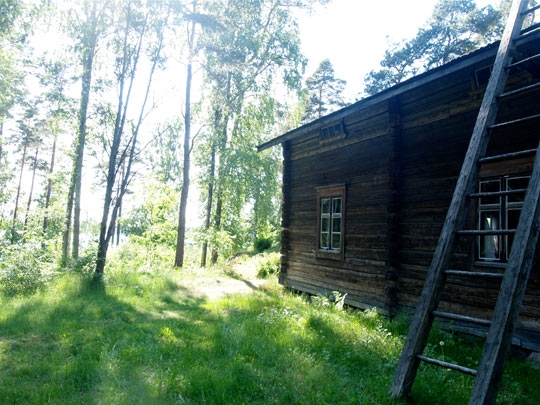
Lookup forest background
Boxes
[0,0,520,283]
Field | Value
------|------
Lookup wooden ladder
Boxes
[389,1,540,403]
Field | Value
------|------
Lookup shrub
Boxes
[71,244,98,275]
[254,237,272,253]
[0,242,52,296]
[256,252,280,278]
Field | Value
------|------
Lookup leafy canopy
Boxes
[364,0,509,96]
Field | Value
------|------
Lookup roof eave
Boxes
[258,41,503,152]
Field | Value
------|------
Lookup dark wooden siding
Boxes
[281,100,396,314]
[279,37,540,349]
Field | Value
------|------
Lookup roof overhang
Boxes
[258,31,540,152]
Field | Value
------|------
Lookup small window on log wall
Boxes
[475,65,492,88]
[316,184,346,260]
[320,122,345,143]
[477,175,530,263]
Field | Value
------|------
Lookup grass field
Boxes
[1,254,539,404]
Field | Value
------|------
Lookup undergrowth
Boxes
[0,250,539,403]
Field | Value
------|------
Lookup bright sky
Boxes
[299,0,503,99]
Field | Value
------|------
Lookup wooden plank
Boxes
[417,355,478,376]
[433,310,492,327]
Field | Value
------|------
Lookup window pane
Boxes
[332,197,342,214]
[321,198,330,214]
[328,126,335,138]
[507,176,529,203]
[321,217,329,232]
[321,128,328,139]
[480,180,501,205]
[331,233,341,250]
[506,208,522,259]
[479,211,500,260]
[320,232,329,249]
[480,211,499,230]
[332,217,341,233]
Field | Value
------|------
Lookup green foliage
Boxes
[0,254,539,403]
[256,252,280,278]
[121,180,178,247]
[146,119,183,186]
[254,236,272,253]
[0,0,22,37]
[197,0,307,263]
[71,243,98,275]
[364,0,508,96]
[0,241,54,296]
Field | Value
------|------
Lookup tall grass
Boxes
[0,254,539,403]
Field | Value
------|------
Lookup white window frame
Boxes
[316,185,345,260]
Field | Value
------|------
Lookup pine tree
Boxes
[303,59,347,122]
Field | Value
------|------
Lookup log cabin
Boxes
[258,30,540,351]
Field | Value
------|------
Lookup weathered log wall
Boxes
[279,37,540,349]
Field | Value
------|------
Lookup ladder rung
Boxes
[520,21,540,36]
[445,269,504,279]
[523,4,540,15]
[490,113,540,130]
[479,148,537,163]
[498,81,540,99]
[417,355,478,376]
[457,229,516,236]
[507,53,540,70]
[468,189,527,198]
[433,310,492,327]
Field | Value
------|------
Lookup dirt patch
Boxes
[178,259,268,300]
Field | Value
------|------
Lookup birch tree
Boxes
[94,0,169,279]
[198,0,310,264]
[174,2,198,268]
[61,0,108,264]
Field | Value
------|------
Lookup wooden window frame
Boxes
[476,174,530,264]
[475,64,493,88]
[320,121,346,144]
[316,184,346,260]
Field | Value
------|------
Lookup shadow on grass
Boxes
[1,273,539,404]
[0,273,212,403]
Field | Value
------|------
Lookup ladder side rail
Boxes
[470,143,540,404]
[389,0,529,399]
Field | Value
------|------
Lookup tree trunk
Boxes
[95,115,122,277]
[42,134,57,235]
[201,141,216,267]
[174,62,192,267]
[116,202,122,245]
[62,3,98,265]
[72,44,95,260]
[24,147,39,231]
[175,12,196,268]
[12,140,28,241]
[95,6,164,278]
[210,192,222,264]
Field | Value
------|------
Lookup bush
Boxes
[0,242,52,296]
[256,252,280,278]
[254,237,272,253]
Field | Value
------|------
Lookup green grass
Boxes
[1,258,539,404]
